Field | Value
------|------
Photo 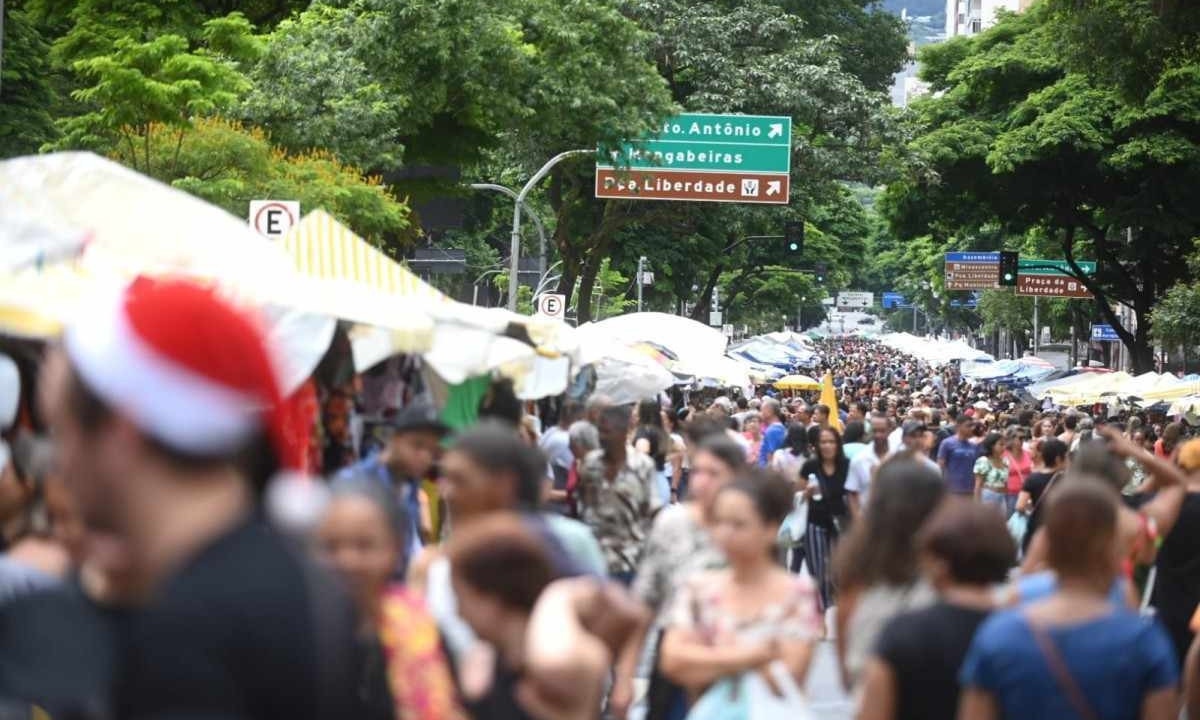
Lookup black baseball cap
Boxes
[902,420,928,438]
[389,402,450,437]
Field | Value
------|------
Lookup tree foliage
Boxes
[0,6,60,157]
[883,4,1200,370]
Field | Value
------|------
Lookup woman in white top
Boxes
[770,423,811,480]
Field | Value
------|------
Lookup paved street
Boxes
[807,641,854,720]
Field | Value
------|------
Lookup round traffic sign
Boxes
[537,293,565,318]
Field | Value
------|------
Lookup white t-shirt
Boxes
[539,425,574,469]
[887,427,903,454]
[846,444,889,508]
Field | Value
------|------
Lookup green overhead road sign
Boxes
[596,112,793,204]
[604,141,790,174]
[1018,259,1097,276]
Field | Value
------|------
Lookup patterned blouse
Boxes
[632,504,726,626]
[973,455,1010,493]
[668,571,822,646]
[578,449,662,575]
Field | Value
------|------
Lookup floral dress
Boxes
[668,571,822,662]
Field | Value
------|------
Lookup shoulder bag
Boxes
[1027,618,1099,720]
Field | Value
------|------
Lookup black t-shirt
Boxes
[798,458,849,531]
[0,582,124,719]
[1151,492,1200,665]
[461,656,534,720]
[875,602,991,720]
[115,519,361,720]
[1021,470,1058,554]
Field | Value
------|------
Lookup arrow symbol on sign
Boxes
[766,180,782,196]
[768,123,784,139]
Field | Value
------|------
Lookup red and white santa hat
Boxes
[63,276,294,468]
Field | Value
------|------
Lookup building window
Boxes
[970,18,982,32]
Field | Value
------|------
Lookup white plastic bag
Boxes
[743,661,816,720]
[778,492,808,543]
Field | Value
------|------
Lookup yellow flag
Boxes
[820,371,842,433]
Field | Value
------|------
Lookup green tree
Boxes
[0,6,60,157]
[882,5,1200,371]
[1151,283,1200,367]
[775,0,910,91]
[52,23,255,174]
[163,118,413,249]
[541,0,900,322]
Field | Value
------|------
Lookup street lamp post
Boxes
[472,267,504,307]
[506,149,592,311]
[636,256,646,312]
[469,183,551,281]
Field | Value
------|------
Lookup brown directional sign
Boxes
[945,264,1001,290]
[944,252,1000,290]
[594,168,790,204]
[1016,274,1093,298]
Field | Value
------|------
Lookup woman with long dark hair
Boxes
[834,458,946,692]
[770,423,810,478]
[799,426,849,621]
[634,399,671,506]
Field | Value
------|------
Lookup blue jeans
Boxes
[981,488,1008,516]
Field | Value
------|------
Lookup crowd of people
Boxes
[2,283,1200,720]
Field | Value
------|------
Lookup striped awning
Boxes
[278,210,436,351]
[281,210,447,303]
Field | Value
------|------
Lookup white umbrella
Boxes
[580,312,728,364]
[0,152,300,304]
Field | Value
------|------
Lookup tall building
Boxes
[945,0,1033,37]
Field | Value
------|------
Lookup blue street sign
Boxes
[881,292,907,309]
[1091,324,1120,342]
[945,251,999,264]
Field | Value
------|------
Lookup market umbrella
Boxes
[774,374,821,391]
[0,153,332,393]
[0,152,299,303]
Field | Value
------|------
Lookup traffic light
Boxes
[814,262,827,284]
[784,221,804,255]
[999,251,1019,287]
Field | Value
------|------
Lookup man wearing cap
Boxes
[938,416,981,496]
[888,420,940,472]
[337,402,446,574]
[39,277,358,720]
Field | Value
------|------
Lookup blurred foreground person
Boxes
[413,422,601,669]
[339,402,446,573]
[578,404,661,583]
[660,470,821,711]
[613,435,746,720]
[447,514,646,720]
[835,459,946,692]
[958,483,1178,720]
[0,435,74,603]
[37,277,359,719]
[317,479,463,720]
[858,500,1014,720]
